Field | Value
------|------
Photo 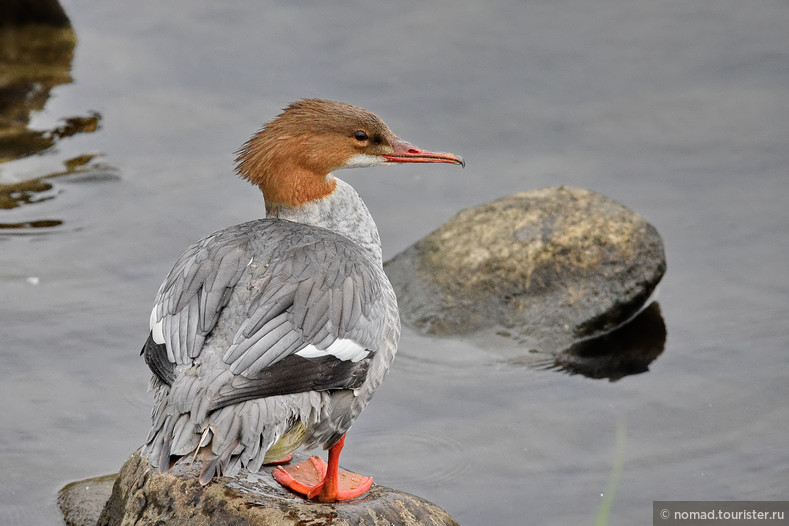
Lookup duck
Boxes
[141,98,464,502]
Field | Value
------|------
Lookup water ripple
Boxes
[351,428,474,487]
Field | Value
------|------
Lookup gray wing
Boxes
[144,219,389,398]
[146,226,252,370]
[219,228,387,375]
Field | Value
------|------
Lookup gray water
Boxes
[2,1,788,525]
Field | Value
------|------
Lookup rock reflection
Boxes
[534,302,666,381]
[0,0,106,230]
[0,154,117,230]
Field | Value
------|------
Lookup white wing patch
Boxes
[152,320,165,345]
[150,306,165,345]
[149,306,157,331]
[296,338,369,363]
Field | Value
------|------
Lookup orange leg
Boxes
[272,435,373,502]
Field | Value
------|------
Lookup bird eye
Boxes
[353,130,369,142]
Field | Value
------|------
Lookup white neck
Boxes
[266,177,383,265]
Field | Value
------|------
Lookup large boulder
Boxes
[75,450,460,526]
[385,186,666,353]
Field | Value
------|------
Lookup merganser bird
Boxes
[141,99,463,502]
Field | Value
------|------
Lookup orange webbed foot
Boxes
[272,436,373,502]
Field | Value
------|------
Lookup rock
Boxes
[58,474,117,526]
[384,186,666,352]
[88,450,459,526]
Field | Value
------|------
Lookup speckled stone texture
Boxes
[65,450,460,526]
[385,186,666,352]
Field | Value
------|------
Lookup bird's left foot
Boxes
[272,456,373,502]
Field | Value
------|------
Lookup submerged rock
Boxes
[76,450,459,526]
[385,186,666,352]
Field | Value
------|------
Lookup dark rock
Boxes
[85,450,459,526]
[385,186,666,352]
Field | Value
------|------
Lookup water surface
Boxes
[1,2,788,525]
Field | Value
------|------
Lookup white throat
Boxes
[342,153,392,168]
